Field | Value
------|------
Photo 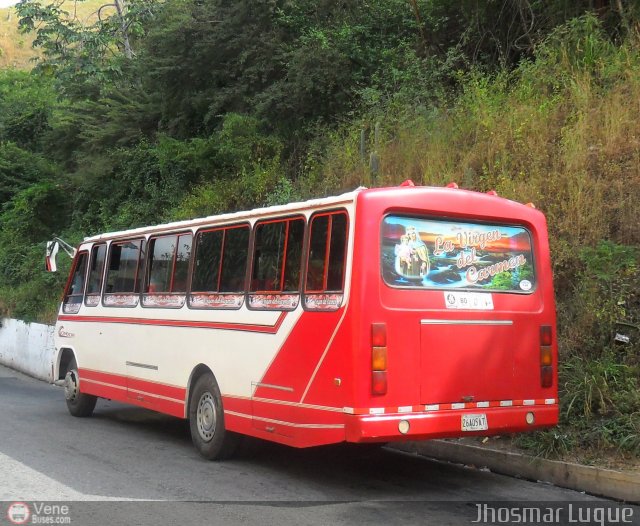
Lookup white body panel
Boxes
[54,195,358,410]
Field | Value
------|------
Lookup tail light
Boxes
[540,325,553,388]
[371,372,387,395]
[371,323,387,395]
[372,347,387,371]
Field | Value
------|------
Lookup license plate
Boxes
[461,413,488,431]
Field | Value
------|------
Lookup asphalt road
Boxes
[0,364,637,526]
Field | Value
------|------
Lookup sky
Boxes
[0,0,18,7]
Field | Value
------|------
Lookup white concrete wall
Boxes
[0,318,54,382]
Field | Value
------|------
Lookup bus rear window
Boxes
[381,216,536,293]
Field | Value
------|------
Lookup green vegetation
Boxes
[0,0,638,463]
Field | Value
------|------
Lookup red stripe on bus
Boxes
[58,311,288,334]
[79,368,187,418]
[81,368,127,388]
[127,376,186,401]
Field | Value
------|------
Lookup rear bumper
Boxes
[345,404,559,443]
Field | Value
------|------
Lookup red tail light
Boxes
[540,326,552,346]
[371,323,387,395]
[371,323,387,347]
[540,325,553,387]
[372,371,387,395]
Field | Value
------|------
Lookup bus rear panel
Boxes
[343,186,558,443]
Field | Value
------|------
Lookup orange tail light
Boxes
[371,323,387,395]
[540,325,553,388]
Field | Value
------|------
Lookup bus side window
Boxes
[145,233,192,295]
[147,235,178,293]
[173,234,192,293]
[327,213,347,290]
[104,239,143,307]
[219,226,250,292]
[248,217,305,310]
[85,244,106,306]
[189,224,249,309]
[303,210,348,311]
[63,251,88,314]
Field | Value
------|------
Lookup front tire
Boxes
[64,360,97,417]
[189,372,238,460]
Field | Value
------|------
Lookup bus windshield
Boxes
[381,215,536,293]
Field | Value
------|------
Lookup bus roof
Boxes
[82,183,539,244]
[83,187,365,243]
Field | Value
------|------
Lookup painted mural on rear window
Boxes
[381,216,536,292]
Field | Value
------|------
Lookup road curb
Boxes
[390,440,639,504]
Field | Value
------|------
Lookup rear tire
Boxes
[189,372,238,460]
[64,360,97,417]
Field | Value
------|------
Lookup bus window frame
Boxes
[247,214,306,312]
[141,230,193,309]
[102,238,145,308]
[84,243,107,307]
[63,250,89,314]
[302,209,349,312]
[380,213,538,295]
[188,221,250,311]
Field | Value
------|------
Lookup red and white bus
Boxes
[52,182,558,459]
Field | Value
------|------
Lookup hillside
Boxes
[0,0,111,69]
[0,5,34,68]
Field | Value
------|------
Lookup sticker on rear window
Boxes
[519,279,532,291]
[444,291,494,310]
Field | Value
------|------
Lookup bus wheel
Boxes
[189,372,238,460]
[64,360,97,417]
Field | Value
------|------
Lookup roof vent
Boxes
[400,179,415,187]
[446,182,459,189]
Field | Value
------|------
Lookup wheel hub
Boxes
[64,370,79,401]
[197,392,217,442]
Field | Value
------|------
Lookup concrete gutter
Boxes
[391,440,640,504]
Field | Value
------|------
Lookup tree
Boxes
[0,143,58,206]
[0,70,55,151]
[16,0,159,90]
